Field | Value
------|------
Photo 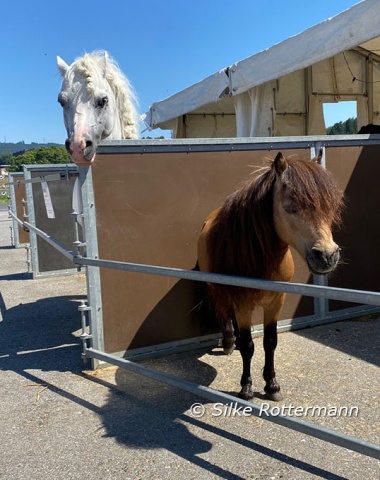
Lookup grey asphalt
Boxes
[0,208,379,480]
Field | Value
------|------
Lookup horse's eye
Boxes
[58,94,66,107]
[96,96,108,108]
[284,204,298,215]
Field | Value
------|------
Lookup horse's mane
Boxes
[207,157,344,285]
[73,50,139,139]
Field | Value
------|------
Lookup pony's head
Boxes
[57,50,139,166]
[272,151,344,274]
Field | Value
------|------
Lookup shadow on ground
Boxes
[86,351,347,480]
[0,289,360,479]
[0,294,85,373]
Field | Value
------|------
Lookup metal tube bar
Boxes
[97,136,380,155]
[8,210,24,228]
[23,221,75,262]
[6,170,78,187]
[85,347,380,460]
[74,256,380,307]
[6,173,62,187]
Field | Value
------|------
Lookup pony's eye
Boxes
[284,204,298,215]
[96,96,108,108]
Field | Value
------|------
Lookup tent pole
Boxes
[366,53,374,124]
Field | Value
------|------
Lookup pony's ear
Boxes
[57,56,70,77]
[312,148,323,165]
[273,152,288,175]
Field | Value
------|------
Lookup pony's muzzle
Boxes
[307,246,340,274]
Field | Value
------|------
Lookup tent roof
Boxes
[143,0,380,130]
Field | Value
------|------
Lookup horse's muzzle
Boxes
[306,246,340,275]
[65,137,96,166]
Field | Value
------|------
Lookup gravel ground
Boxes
[0,208,379,480]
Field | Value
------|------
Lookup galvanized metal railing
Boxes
[5,158,380,461]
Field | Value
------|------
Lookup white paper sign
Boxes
[41,180,55,219]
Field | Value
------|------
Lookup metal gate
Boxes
[80,136,380,360]
[7,135,380,460]
[22,164,80,278]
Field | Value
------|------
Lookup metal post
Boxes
[311,144,330,320]
[10,224,14,247]
[71,210,86,271]
[25,245,31,273]
[23,169,39,277]
[78,301,92,363]
[78,168,104,368]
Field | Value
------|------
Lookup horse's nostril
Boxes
[311,249,325,263]
[65,139,72,153]
[85,140,93,149]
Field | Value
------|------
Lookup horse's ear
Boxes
[312,148,323,165]
[273,152,288,175]
[57,56,70,77]
[103,51,109,74]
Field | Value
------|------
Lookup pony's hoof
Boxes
[223,345,235,355]
[238,387,254,400]
[265,391,283,402]
[222,336,236,355]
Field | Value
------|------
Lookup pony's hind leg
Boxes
[262,293,285,402]
[221,308,238,355]
[238,328,255,400]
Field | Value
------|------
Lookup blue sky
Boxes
[1,0,360,144]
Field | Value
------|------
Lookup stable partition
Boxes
[80,136,380,359]
[326,145,380,310]
[23,164,80,278]
[8,172,29,247]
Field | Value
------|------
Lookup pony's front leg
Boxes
[238,328,255,400]
[263,293,285,402]
[235,304,254,400]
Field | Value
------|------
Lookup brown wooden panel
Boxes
[92,148,313,354]
[326,145,380,310]
[13,176,29,245]
[31,170,78,273]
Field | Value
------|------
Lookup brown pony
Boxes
[197,151,344,401]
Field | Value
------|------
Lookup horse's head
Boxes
[57,51,138,167]
[272,152,344,275]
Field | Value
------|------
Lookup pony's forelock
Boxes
[278,158,344,227]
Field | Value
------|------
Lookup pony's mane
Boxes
[207,166,279,284]
[207,157,344,285]
[73,50,139,139]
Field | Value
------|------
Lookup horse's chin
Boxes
[71,153,96,167]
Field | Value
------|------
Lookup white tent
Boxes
[142,0,380,138]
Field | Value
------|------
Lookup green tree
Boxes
[0,153,13,165]
[7,146,70,172]
[326,117,357,135]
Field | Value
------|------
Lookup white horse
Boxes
[56,50,139,217]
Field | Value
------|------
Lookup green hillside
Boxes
[0,141,63,155]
